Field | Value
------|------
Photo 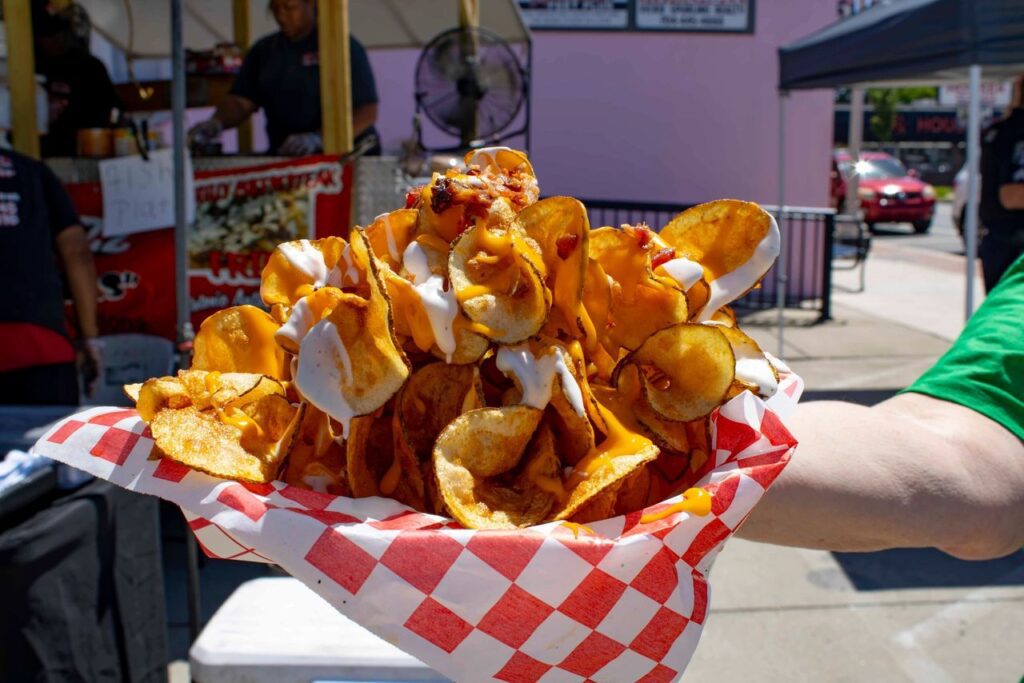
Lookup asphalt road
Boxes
[867,201,966,256]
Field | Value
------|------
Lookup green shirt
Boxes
[903,253,1024,440]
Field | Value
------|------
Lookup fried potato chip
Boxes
[568,484,621,524]
[134,370,285,422]
[710,305,737,327]
[618,322,735,422]
[260,237,352,307]
[465,146,536,178]
[449,211,551,344]
[589,227,688,351]
[365,209,418,270]
[611,364,691,453]
[614,466,651,516]
[294,230,410,438]
[718,326,779,399]
[395,363,484,463]
[347,412,425,509]
[281,404,351,496]
[192,306,288,379]
[554,441,659,521]
[434,416,558,529]
[124,383,142,403]
[659,200,780,321]
[274,287,347,356]
[435,406,542,478]
[150,392,297,483]
[518,197,590,339]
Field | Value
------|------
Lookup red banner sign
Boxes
[65,156,353,341]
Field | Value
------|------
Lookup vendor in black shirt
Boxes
[33,1,119,157]
[979,75,1024,291]
[188,0,380,156]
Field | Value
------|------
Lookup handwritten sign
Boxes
[99,149,195,237]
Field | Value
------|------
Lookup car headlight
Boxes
[922,185,935,199]
[857,187,877,200]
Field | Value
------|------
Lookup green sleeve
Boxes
[902,254,1024,440]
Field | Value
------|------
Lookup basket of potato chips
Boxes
[35,148,801,681]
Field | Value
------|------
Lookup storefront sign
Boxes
[65,156,353,341]
[99,149,195,237]
[518,0,753,32]
[517,1,630,30]
[634,0,754,32]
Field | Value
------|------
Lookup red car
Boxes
[831,151,937,233]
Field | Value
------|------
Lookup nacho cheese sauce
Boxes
[735,347,779,398]
[278,240,330,288]
[658,257,705,291]
[697,212,781,322]
[295,320,356,438]
[496,344,585,416]
[566,395,654,490]
[402,241,459,361]
[203,372,265,441]
[640,488,712,523]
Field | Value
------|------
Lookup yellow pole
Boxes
[318,0,352,154]
[233,0,253,153]
[458,0,479,27]
[3,0,40,158]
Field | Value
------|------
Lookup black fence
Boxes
[580,199,836,322]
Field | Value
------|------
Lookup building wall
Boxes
[368,1,836,209]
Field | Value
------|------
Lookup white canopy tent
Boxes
[79,0,530,55]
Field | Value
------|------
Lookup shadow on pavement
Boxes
[833,548,1024,591]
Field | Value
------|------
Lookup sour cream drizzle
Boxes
[275,297,315,350]
[496,344,585,416]
[279,240,329,287]
[402,241,458,362]
[379,212,401,263]
[659,257,704,290]
[295,320,356,438]
[697,213,781,322]
[734,347,779,398]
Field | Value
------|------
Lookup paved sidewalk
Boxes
[686,242,1024,682]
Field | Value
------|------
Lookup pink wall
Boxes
[368,1,835,209]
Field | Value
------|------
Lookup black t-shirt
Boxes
[980,108,1024,235]
[230,32,379,154]
[0,150,81,336]
[38,49,119,158]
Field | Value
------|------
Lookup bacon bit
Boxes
[632,224,653,248]
[404,187,424,209]
[556,234,580,260]
[466,167,481,176]
[430,177,455,214]
[651,247,676,269]
[605,320,616,330]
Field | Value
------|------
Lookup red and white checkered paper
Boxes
[33,373,802,682]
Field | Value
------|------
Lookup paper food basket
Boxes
[33,372,802,682]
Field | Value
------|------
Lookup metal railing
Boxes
[579,199,837,322]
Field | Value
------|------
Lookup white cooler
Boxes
[189,577,448,683]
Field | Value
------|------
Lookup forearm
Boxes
[212,95,256,131]
[737,394,1024,560]
[998,183,1024,210]
[57,226,99,338]
[352,103,378,139]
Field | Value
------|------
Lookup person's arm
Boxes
[353,102,378,139]
[211,94,259,131]
[54,224,99,339]
[998,183,1024,209]
[737,393,1024,561]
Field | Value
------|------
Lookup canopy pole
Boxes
[2,0,40,158]
[172,0,189,350]
[775,90,789,359]
[233,0,253,153]
[964,64,982,321]
[846,87,865,216]
[319,0,353,155]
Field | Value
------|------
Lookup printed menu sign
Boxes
[634,0,754,32]
[518,0,630,30]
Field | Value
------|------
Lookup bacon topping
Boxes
[556,234,580,260]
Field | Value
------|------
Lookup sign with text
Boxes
[99,149,196,237]
[66,156,353,340]
[634,0,754,32]
[517,0,630,30]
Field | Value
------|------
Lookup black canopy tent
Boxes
[775,0,1024,326]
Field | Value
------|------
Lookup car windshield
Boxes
[852,158,907,180]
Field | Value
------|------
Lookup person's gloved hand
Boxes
[279,132,323,156]
[188,118,223,146]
